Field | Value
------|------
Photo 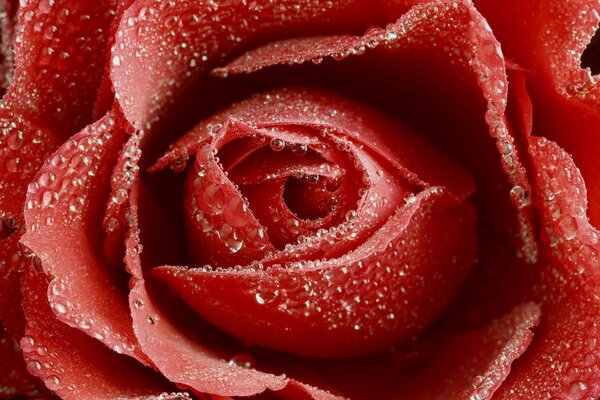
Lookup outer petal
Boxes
[20,110,147,362]
[4,0,118,134]
[309,303,540,400]
[20,267,181,399]
[0,0,16,93]
[474,0,600,225]
[0,0,125,337]
[492,138,600,398]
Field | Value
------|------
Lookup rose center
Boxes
[282,176,337,221]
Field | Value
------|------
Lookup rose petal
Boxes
[4,0,118,134]
[103,130,143,268]
[111,0,388,131]
[20,110,148,362]
[492,138,600,398]
[313,303,540,400]
[20,267,180,399]
[0,112,63,338]
[474,0,600,225]
[0,0,125,338]
[184,124,276,267]
[0,234,27,338]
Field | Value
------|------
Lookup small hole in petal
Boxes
[581,24,600,75]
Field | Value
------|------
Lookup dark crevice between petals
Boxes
[581,23,600,75]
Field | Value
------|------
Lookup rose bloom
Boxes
[1,0,600,399]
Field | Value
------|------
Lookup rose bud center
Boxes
[151,88,477,358]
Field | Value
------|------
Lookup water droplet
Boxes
[270,138,285,151]
[510,185,529,208]
[133,298,144,309]
[112,188,128,204]
[68,196,84,213]
[20,336,35,352]
[557,216,578,241]
[44,375,61,391]
[228,353,255,369]
[345,210,357,221]
[26,360,42,372]
[292,143,308,156]
[42,191,59,208]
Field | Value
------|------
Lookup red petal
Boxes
[4,0,119,135]
[20,267,179,399]
[474,0,600,225]
[0,0,16,92]
[0,0,124,338]
[20,110,147,362]
[103,131,143,268]
[314,303,540,399]
[111,0,387,129]
[493,138,600,398]
[0,234,27,338]
[129,279,288,397]
[0,111,64,338]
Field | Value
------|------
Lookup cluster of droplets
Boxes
[465,6,539,264]
[103,130,143,239]
[189,145,269,255]
[0,0,14,90]
[19,334,65,394]
[255,234,422,334]
[542,318,600,400]
[25,117,115,230]
[0,111,47,182]
[210,15,408,78]
[12,0,117,130]
[249,191,443,336]
[532,139,599,278]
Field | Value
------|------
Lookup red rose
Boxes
[1,0,599,399]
